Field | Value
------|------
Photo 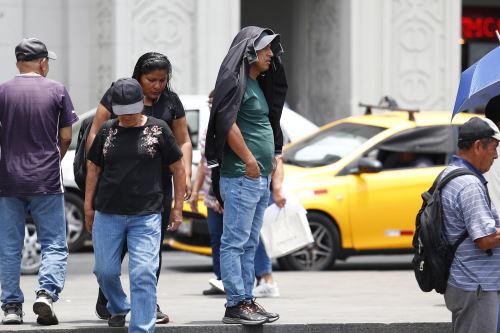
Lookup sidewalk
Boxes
[0,253,451,332]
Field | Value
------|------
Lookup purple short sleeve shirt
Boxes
[0,75,79,196]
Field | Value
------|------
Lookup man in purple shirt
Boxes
[0,38,78,326]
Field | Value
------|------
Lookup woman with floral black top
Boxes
[85,53,191,323]
[85,78,185,333]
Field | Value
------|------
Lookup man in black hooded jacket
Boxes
[205,26,287,325]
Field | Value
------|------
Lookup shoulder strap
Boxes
[437,168,472,252]
[438,167,493,255]
[438,167,491,206]
[101,118,118,133]
[451,231,468,252]
[436,167,474,191]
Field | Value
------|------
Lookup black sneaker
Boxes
[96,289,111,320]
[248,299,279,323]
[2,304,23,324]
[95,301,111,320]
[108,314,126,327]
[222,302,268,325]
[33,291,58,325]
[156,304,169,324]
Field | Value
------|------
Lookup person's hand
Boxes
[273,190,286,208]
[184,177,192,201]
[213,200,224,214]
[189,191,199,213]
[167,208,183,231]
[84,207,95,234]
[245,155,260,178]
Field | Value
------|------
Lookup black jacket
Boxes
[205,26,288,202]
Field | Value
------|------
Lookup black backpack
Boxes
[73,117,116,191]
[412,167,474,294]
[73,116,94,191]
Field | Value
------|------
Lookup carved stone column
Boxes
[92,0,115,103]
[113,0,239,95]
[288,0,460,124]
[351,0,461,115]
[0,0,24,80]
[289,0,351,125]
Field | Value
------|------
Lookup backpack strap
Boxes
[102,118,118,132]
[438,167,493,256]
[438,167,492,206]
[451,231,468,252]
[423,168,470,200]
[436,168,474,191]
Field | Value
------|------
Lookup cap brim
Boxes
[112,100,143,116]
[482,118,500,141]
[255,34,279,51]
[47,51,57,60]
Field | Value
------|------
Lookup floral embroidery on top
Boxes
[141,125,163,158]
[103,127,118,158]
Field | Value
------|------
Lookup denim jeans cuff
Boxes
[36,288,58,302]
[225,298,245,308]
[255,270,272,278]
[1,302,22,311]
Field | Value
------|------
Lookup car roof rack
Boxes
[358,96,420,121]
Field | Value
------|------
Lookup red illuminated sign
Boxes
[462,17,500,39]
[462,7,500,41]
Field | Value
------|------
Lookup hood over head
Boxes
[229,26,283,64]
[205,25,288,205]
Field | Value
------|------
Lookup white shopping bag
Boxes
[260,192,314,258]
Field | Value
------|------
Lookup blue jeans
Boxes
[219,175,271,307]
[254,194,274,278]
[0,195,68,309]
[207,208,223,280]
[208,207,271,280]
[93,211,161,333]
[254,239,272,278]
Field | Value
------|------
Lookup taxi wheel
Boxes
[21,222,41,275]
[65,191,88,251]
[277,212,339,271]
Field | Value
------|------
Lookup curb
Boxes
[0,322,451,333]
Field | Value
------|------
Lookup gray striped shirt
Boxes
[441,156,500,291]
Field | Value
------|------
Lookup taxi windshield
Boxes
[284,122,385,167]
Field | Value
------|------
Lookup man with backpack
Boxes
[441,117,500,333]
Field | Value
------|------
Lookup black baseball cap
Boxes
[458,117,500,142]
[112,78,144,116]
[15,38,57,61]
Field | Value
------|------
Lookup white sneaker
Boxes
[2,304,23,324]
[253,282,280,298]
[208,278,225,293]
[33,291,58,325]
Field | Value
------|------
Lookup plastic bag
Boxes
[260,192,314,258]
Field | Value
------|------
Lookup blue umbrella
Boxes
[452,45,500,117]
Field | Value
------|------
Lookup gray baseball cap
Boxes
[15,38,57,61]
[254,32,279,51]
[112,78,144,116]
[458,117,500,142]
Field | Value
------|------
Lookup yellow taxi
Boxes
[168,108,477,270]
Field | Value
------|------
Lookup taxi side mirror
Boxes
[354,157,383,174]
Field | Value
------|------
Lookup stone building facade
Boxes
[0,0,462,125]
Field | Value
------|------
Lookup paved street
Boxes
[0,251,451,332]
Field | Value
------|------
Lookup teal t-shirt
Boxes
[221,79,274,178]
